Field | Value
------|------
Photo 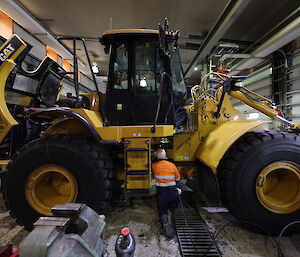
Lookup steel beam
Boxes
[230,13,300,75]
[184,0,251,77]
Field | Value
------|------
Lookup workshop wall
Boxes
[13,23,46,60]
[288,48,300,123]
[232,64,272,122]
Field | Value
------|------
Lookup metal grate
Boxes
[173,205,222,257]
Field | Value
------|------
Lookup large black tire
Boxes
[3,135,114,229]
[218,130,300,235]
[197,161,221,205]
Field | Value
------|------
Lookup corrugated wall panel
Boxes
[287,49,300,122]
[80,75,107,94]
[81,74,95,91]
[232,64,272,121]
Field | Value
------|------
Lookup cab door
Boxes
[132,39,158,124]
[105,42,133,125]
[132,38,177,125]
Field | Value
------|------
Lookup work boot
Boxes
[161,215,175,239]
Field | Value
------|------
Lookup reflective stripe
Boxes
[154,175,175,179]
[155,181,176,187]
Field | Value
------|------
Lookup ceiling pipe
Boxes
[220,53,252,62]
[184,0,251,77]
[230,15,300,75]
[0,0,87,72]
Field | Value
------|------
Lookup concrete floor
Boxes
[103,198,180,257]
[199,207,300,257]
[0,195,29,249]
[0,191,300,257]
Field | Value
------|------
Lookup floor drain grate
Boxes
[173,206,222,257]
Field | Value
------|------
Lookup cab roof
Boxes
[102,29,159,36]
[99,29,172,51]
[100,29,160,49]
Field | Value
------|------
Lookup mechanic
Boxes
[152,148,181,236]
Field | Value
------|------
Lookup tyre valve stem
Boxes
[257,175,266,188]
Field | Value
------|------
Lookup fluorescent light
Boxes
[140,79,147,87]
[194,67,198,71]
[247,113,259,120]
[92,63,99,73]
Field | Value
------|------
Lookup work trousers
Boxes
[156,186,179,221]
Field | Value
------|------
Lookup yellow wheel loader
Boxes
[0,21,299,234]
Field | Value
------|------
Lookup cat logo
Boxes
[0,44,15,61]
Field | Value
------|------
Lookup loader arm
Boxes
[229,87,300,130]
[199,72,300,131]
[0,35,28,143]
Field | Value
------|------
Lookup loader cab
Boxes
[100,30,187,126]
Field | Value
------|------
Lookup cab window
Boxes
[171,50,186,106]
[113,43,128,89]
[135,40,157,92]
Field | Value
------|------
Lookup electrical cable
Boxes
[206,172,285,257]
[239,88,275,108]
[200,72,228,89]
[239,86,273,105]
[277,220,300,257]
[241,86,273,104]
[203,219,285,257]
[203,220,233,257]
[191,72,228,102]
[238,220,284,257]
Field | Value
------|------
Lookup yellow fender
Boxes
[197,120,271,173]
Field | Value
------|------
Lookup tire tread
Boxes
[3,135,114,228]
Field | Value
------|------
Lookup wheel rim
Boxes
[25,165,78,216]
[256,161,300,214]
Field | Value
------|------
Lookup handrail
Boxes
[151,72,173,133]
[57,37,101,106]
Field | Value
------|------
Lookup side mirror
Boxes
[159,18,169,56]
[172,30,180,51]
[158,19,180,56]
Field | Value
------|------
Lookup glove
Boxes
[176,188,182,195]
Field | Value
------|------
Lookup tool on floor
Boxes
[115,227,135,257]
[19,203,106,257]
[0,244,18,257]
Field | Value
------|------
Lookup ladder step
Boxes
[126,170,149,175]
[125,148,149,152]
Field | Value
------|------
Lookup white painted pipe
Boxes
[230,16,300,74]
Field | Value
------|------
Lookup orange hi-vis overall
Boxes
[152,160,180,187]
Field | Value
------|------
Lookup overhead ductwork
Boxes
[230,15,300,75]
[184,0,251,77]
